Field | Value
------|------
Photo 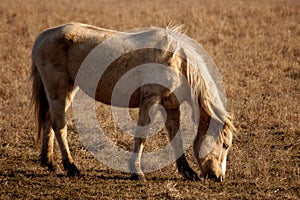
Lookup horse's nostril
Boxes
[208,173,224,182]
[220,175,225,182]
[215,176,222,182]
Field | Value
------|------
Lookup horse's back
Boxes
[31,23,181,107]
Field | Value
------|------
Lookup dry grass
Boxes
[0,0,299,199]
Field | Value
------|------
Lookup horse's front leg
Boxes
[165,108,199,181]
[129,137,147,181]
[129,96,160,181]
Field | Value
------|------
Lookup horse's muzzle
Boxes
[208,173,225,182]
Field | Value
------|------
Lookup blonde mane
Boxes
[162,26,235,137]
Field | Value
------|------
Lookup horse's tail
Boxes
[165,27,236,135]
[30,62,49,142]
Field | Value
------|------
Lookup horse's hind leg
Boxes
[42,72,80,177]
[40,112,55,172]
[129,96,160,181]
[40,84,78,173]
[165,107,199,181]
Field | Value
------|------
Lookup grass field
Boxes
[0,0,299,199]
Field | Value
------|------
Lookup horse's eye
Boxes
[223,143,229,150]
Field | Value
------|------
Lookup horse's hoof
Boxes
[182,170,200,181]
[66,164,81,177]
[130,173,146,182]
[41,160,56,172]
[46,163,57,172]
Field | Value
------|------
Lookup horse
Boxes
[30,22,235,182]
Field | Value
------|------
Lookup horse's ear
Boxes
[221,124,234,148]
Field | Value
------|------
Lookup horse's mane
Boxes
[162,26,235,138]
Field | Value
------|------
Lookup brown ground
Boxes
[0,0,299,199]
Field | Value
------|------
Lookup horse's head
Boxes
[196,130,232,182]
[193,107,234,182]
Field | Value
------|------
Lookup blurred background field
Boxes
[0,0,299,199]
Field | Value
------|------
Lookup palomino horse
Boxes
[30,22,235,181]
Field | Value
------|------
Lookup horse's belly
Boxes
[94,85,141,108]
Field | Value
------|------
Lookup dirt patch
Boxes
[0,0,299,199]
